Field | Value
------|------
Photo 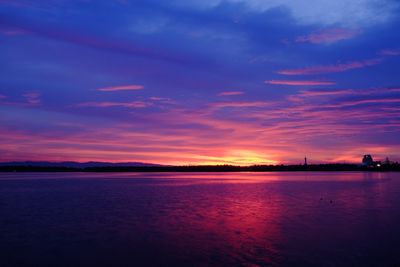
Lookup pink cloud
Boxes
[0,94,6,99]
[379,48,400,56]
[97,85,144,91]
[296,28,360,44]
[286,89,354,102]
[2,84,400,165]
[287,87,400,103]
[277,58,382,75]
[302,87,400,97]
[298,89,354,97]
[77,101,148,108]
[2,29,27,36]
[23,92,41,105]
[148,97,175,103]
[209,101,270,109]
[2,87,400,165]
[266,80,335,86]
[218,91,244,96]
[324,98,400,108]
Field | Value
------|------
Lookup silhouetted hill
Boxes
[0,161,161,168]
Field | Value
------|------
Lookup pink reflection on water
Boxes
[0,172,398,266]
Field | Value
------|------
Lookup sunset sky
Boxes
[1,0,400,165]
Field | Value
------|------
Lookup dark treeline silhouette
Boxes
[1,163,400,172]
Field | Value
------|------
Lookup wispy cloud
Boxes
[0,16,199,65]
[178,0,398,27]
[287,87,400,102]
[1,1,400,165]
[97,85,144,91]
[209,101,270,109]
[23,92,41,105]
[1,29,27,36]
[266,80,335,86]
[2,86,400,165]
[286,89,354,102]
[379,48,400,56]
[218,91,244,96]
[323,98,400,109]
[0,93,42,107]
[297,89,355,97]
[277,58,382,75]
[149,97,173,102]
[296,28,361,44]
[77,101,148,108]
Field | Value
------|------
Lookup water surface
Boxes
[1,172,399,267]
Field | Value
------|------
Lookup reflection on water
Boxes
[1,172,399,267]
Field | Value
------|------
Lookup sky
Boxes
[1,0,400,165]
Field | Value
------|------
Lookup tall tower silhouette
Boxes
[304,156,308,166]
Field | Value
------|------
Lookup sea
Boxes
[1,172,399,267]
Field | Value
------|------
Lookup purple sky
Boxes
[1,0,400,165]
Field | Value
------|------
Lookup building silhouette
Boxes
[362,155,374,167]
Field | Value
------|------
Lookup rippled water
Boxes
[1,172,400,267]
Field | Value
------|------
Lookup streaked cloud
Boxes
[323,98,400,109]
[77,101,148,108]
[209,101,270,109]
[288,87,400,102]
[1,0,400,165]
[266,80,335,86]
[0,16,198,64]
[148,97,175,103]
[2,85,400,165]
[1,29,27,36]
[277,58,382,75]
[218,91,244,96]
[297,89,355,97]
[97,85,144,92]
[296,28,361,44]
[22,92,41,105]
[379,48,400,56]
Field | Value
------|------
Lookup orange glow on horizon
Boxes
[1,85,399,165]
[160,150,279,166]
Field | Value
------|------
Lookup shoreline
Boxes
[1,164,399,172]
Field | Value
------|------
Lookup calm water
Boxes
[1,172,400,267]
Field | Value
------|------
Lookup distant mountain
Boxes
[0,161,162,168]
